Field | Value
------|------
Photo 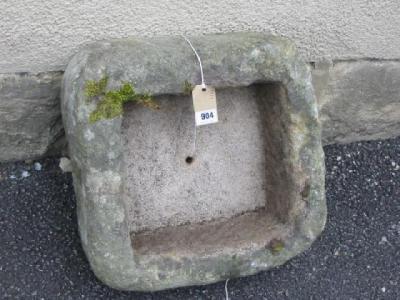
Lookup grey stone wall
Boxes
[313,60,400,144]
[0,72,65,162]
[0,60,399,162]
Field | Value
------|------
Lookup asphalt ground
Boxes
[0,137,399,299]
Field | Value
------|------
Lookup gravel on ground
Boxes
[1,137,399,299]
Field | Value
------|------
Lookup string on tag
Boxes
[225,279,230,300]
[181,35,203,157]
[181,35,206,90]
[181,35,217,160]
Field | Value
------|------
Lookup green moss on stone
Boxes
[85,77,159,123]
[85,76,108,99]
[183,80,194,95]
[268,239,285,255]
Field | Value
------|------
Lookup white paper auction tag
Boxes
[192,85,218,126]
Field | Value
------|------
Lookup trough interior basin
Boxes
[122,83,294,256]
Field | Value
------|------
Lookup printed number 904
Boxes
[201,112,214,120]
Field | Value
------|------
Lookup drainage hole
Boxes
[185,156,194,164]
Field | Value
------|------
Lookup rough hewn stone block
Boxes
[61,33,326,291]
[0,72,64,161]
[313,60,400,144]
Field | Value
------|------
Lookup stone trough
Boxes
[61,32,326,291]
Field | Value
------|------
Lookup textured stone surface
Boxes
[313,60,400,144]
[1,1,400,73]
[1,138,400,298]
[1,59,400,163]
[0,72,64,162]
[61,33,326,291]
[123,87,267,232]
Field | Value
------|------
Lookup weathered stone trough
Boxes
[61,33,326,291]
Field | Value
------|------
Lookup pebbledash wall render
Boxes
[1,1,400,162]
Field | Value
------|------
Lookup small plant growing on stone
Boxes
[183,80,194,95]
[85,76,159,123]
[268,238,285,255]
[85,76,108,99]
